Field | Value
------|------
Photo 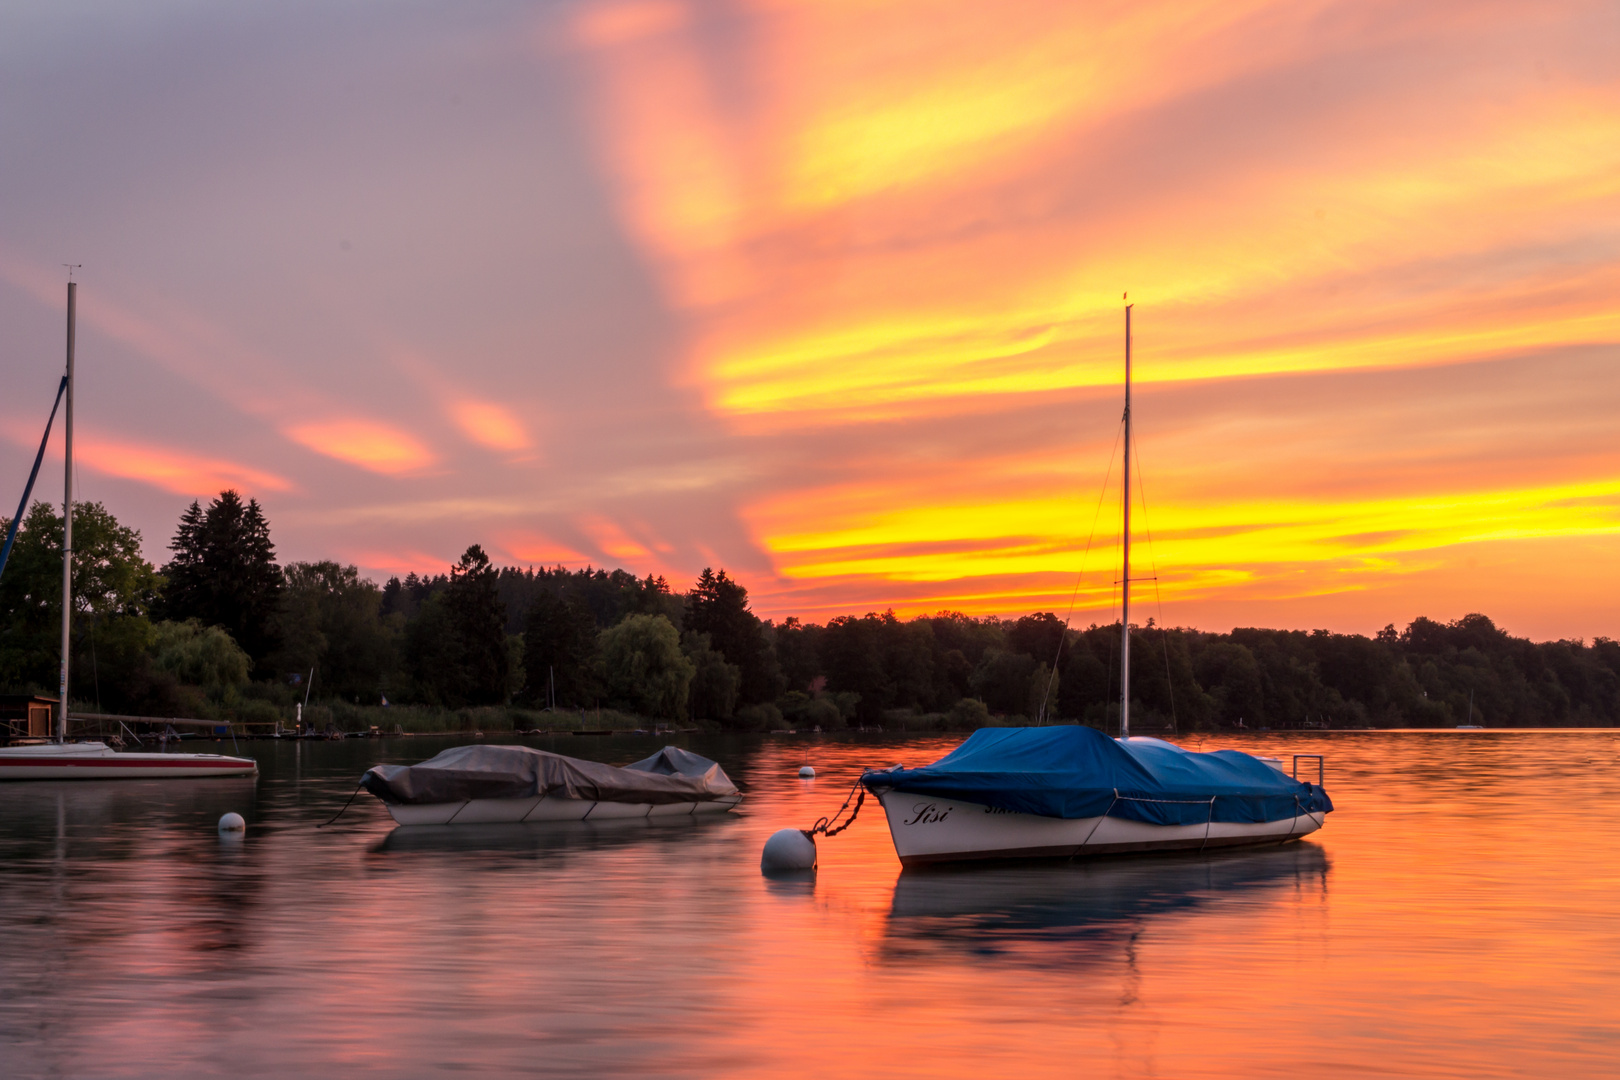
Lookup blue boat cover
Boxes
[860,726,1333,826]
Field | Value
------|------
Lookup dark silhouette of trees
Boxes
[8,491,1617,731]
[519,591,600,708]
[160,490,283,671]
[404,545,510,708]
[683,631,740,721]
[0,500,162,703]
[685,568,779,704]
[598,614,692,719]
[273,561,396,702]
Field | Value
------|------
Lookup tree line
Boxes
[3,491,1617,729]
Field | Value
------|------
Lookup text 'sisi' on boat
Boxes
[858,304,1333,866]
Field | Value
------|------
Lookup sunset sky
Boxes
[3,1,1617,639]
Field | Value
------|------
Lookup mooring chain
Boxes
[317,780,365,828]
[807,776,866,838]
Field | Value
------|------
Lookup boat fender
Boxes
[761,828,817,872]
[218,812,246,834]
[760,778,868,874]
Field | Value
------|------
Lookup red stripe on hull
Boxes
[0,757,254,769]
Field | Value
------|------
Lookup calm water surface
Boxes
[2,730,1617,1078]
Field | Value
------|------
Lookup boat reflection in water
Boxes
[880,843,1328,966]
[368,813,739,859]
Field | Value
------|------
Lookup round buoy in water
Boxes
[218,812,246,833]
[761,828,816,872]
[798,765,815,778]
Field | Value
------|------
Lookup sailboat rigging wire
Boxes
[1128,425,1178,732]
[1040,418,1126,722]
[0,375,69,583]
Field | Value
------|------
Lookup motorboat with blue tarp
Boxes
[861,726,1331,865]
[857,304,1331,866]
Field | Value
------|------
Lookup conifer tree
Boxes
[159,490,283,669]
[404,545,509,707]
[519,591,599,707]
[684,567,780,705]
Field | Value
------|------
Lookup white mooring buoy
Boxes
[218,812,246,834]
[798,765,815,778]
[761,828,817,872]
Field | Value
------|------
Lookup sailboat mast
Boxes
[58,281,75,743]
[1120,302,1132,740]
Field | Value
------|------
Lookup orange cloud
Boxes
[76,437,292,497]
[576,515,653,561]
[496,531,584,565]
[285,419,434,475]
[569,0,1620,631]
[449,400,531,453]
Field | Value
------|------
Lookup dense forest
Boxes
[2,491,1617,731]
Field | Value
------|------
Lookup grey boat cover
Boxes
[359,744,739,806]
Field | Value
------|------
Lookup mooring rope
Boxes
[317,781,365,828]
[807,777,866,838]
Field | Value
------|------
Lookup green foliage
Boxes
[1058,648,1109,720]
[518,591,601,707]
[946,696,991,728]
[273,561,396,702]
[685,567,780,705]
[0,500,162,697]
[150,619,251,696]
[598,613,693,719]
[779,688,842,729]
[683,630,740,722]
[159,490,283,669]
[1192,641,1263,726]
[971,649,1038,715]
[7,491,1617,732]
[404,545,510,708]
[470,564,681,634]
[733,702,784,731]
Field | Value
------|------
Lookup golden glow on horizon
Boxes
[286,419,435,475]
[755,477,1620,589]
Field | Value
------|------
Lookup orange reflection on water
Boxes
[2,732,1618,1077]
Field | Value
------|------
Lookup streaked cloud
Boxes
[284,420,435,476]
[450,400,532,453]
[75,437,293,498]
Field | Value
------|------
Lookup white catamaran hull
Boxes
[384,793,743,826]
[873,789,1322,867]
[0,742,258,780]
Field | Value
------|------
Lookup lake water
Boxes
[2,730,1617,1078]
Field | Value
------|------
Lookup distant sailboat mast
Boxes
[1120,300,1132,740]
[58,280,75,744]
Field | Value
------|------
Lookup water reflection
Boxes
[881,843,1329,966]
[368,814,739,858]
[3,731,1619,1079]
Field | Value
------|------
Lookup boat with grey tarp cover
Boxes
[360,744,742,825]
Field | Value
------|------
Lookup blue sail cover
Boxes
[861,726,1333,826]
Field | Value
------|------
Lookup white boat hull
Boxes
[383,793,743,826]
[0,742,258,780]
[873,789,1322,867]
